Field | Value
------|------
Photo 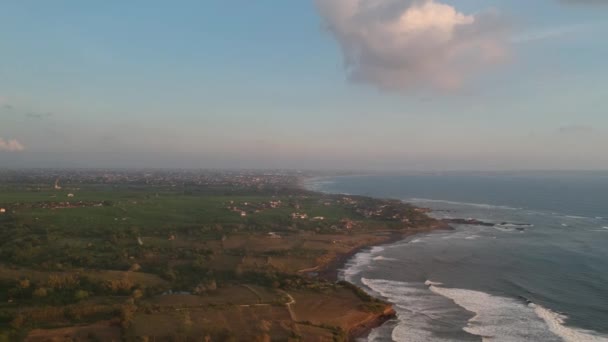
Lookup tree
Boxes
[33,287,48,298]
[74,290,89,301]
[18,278,30,289]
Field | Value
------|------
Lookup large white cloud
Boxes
[0,138,25,152]
[315,0,509,91]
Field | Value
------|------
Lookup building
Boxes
[0,208,6,214]
[291,212,308,219]
[267,232,281,239]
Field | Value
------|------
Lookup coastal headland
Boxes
[0,170,447,341]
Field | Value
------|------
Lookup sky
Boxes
[1,0,607,170]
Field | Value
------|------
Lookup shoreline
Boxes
[320,223,450,340]
[301,175,451,340]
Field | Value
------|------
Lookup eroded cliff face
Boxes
[347,305,397,340]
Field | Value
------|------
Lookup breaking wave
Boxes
[428,283,608,342]
[361,278,469,342]
[340,246,385,282]
[372,255,396,261]
[533,303,608,342]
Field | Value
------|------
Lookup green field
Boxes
[0,177,437,341]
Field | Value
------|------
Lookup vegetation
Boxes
[0,170,438,340]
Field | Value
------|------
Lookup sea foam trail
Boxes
[428,284,561,341]
[361,278,468,342]
[407,198,522,210]
[533,304,608,342]
[428,283,608,342]
[341,246,385,282]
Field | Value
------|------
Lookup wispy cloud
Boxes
[315,0,509,91]
[512,23,593,43]
[0,138,26,152]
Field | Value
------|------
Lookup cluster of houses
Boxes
[340,197,358,205]
[348,202,413,223]
[291,212,308,219]
[227,199,284,217]
[339,218,355,230]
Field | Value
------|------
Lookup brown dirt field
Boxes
[267,256,317,273]
[129,305,294,340]
[25,320,121,342]
[145,285,282,307]
[290,288,379,331]
[296,324,335,342]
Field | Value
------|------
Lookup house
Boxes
[67,193,75,198]
[0,208,6,214]
[291,212,308,219]
[240,211,247,217]
[312,216,325,221]
[267,232,281,239]
[340,219,354,230]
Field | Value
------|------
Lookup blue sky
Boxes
[1,0,607,170]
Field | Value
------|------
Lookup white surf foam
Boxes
[428,283,608,342]
[427,284,561,341]
[407,198,522,210]
[341,249,374,282]
[532,303,608,342]
[362,278,464,342]
[341,246,387,282]
[410,238,424,244]
[424,280,444,286]
[372,255,396,261]
[465,235,481,240]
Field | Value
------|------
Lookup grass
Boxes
[0,181,435,340]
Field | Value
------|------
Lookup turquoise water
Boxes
[308,172,608,342]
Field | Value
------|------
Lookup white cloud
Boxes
[315,0,509,91]
[0,138,26,152]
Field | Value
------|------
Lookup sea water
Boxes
[307,172,608,341]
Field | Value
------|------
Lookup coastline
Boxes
[321,223,450,340]
[300,175,451,340]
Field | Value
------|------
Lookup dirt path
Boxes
[241,284,262,303]
[279,290,297,321]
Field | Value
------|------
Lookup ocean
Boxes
[306,172,608,342]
